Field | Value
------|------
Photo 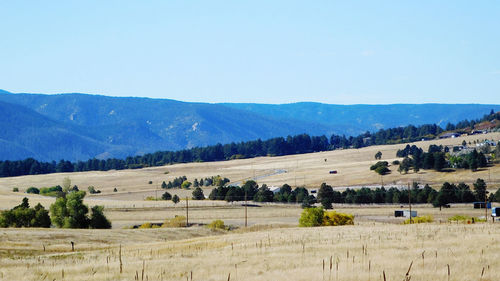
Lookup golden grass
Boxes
[1,222,499,280]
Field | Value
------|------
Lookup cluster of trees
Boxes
[50,191,111,229]
[0,198,51,227]
[207,181,316,206]
[160,192,180,204]
[0,191,111,229]
[396,144,487,173]
[161,176,189,189]
[370,161,390,175]
[448,150,488,171]
[193,176,230,188]
[314,179,500,209]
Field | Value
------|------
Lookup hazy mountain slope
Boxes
[0,90,497,162]
[0,91,330,161]
[0,100,124,161]
[222,103,499,134]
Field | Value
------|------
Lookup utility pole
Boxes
[485,194,488,223]
[408,182,412,224]
[244,191,248,227]
[186,196,189,227]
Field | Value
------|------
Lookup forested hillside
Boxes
[0,90,498,162]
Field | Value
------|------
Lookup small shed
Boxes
[473,202,491,209]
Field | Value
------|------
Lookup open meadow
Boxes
[1,133,500,280]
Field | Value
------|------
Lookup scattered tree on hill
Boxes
[375,151,382,160]
[172,195,180,204]
[161,191,172,200]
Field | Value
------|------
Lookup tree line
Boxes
[314,179,500,209]
[1,110,499,178]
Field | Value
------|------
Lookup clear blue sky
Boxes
[1,1,499,104]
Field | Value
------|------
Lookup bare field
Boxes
[1,133,499,207]
[1,220,499,281]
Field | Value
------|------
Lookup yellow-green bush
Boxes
[138,222,152,229]
[448,215,485,223]
[323,211,354,226]
[299,208,354,227]
[207,219,226,230]
[403,215,433,224]
[162,216,187,227]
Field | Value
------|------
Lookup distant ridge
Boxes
[0,90,497,161]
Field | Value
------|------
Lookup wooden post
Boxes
[244,191,248,227]
[186,196,189,226]
[408,183,412,224]
[485,195,488,223]
[71,241,74,252]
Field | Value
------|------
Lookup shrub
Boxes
[138,222,152,229]
[40,186,63,197]
[448,214,484,223]
[323,211,354,226]
[113,188,118,192]
[148,181,153,184]
[299,207,355,227]
[12,187,19,192]
[181,181,192,189]
[88,186,101,194]
[26,187,40,194]
[207,219,227,230]
[162,216,186,227]
[404,215,433,224]
[299,207,325,227]
[172,195,180,204]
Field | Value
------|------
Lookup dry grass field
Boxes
[1,132,499,208]
[1,133,500,280]
[1,218,499,281]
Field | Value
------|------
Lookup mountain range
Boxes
[0,89,497,161]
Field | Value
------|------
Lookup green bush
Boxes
[12,187,19,192]
[26,187,40,194]
[40,185,63,197]
[299,207,325,227]
[404,215,433,224]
